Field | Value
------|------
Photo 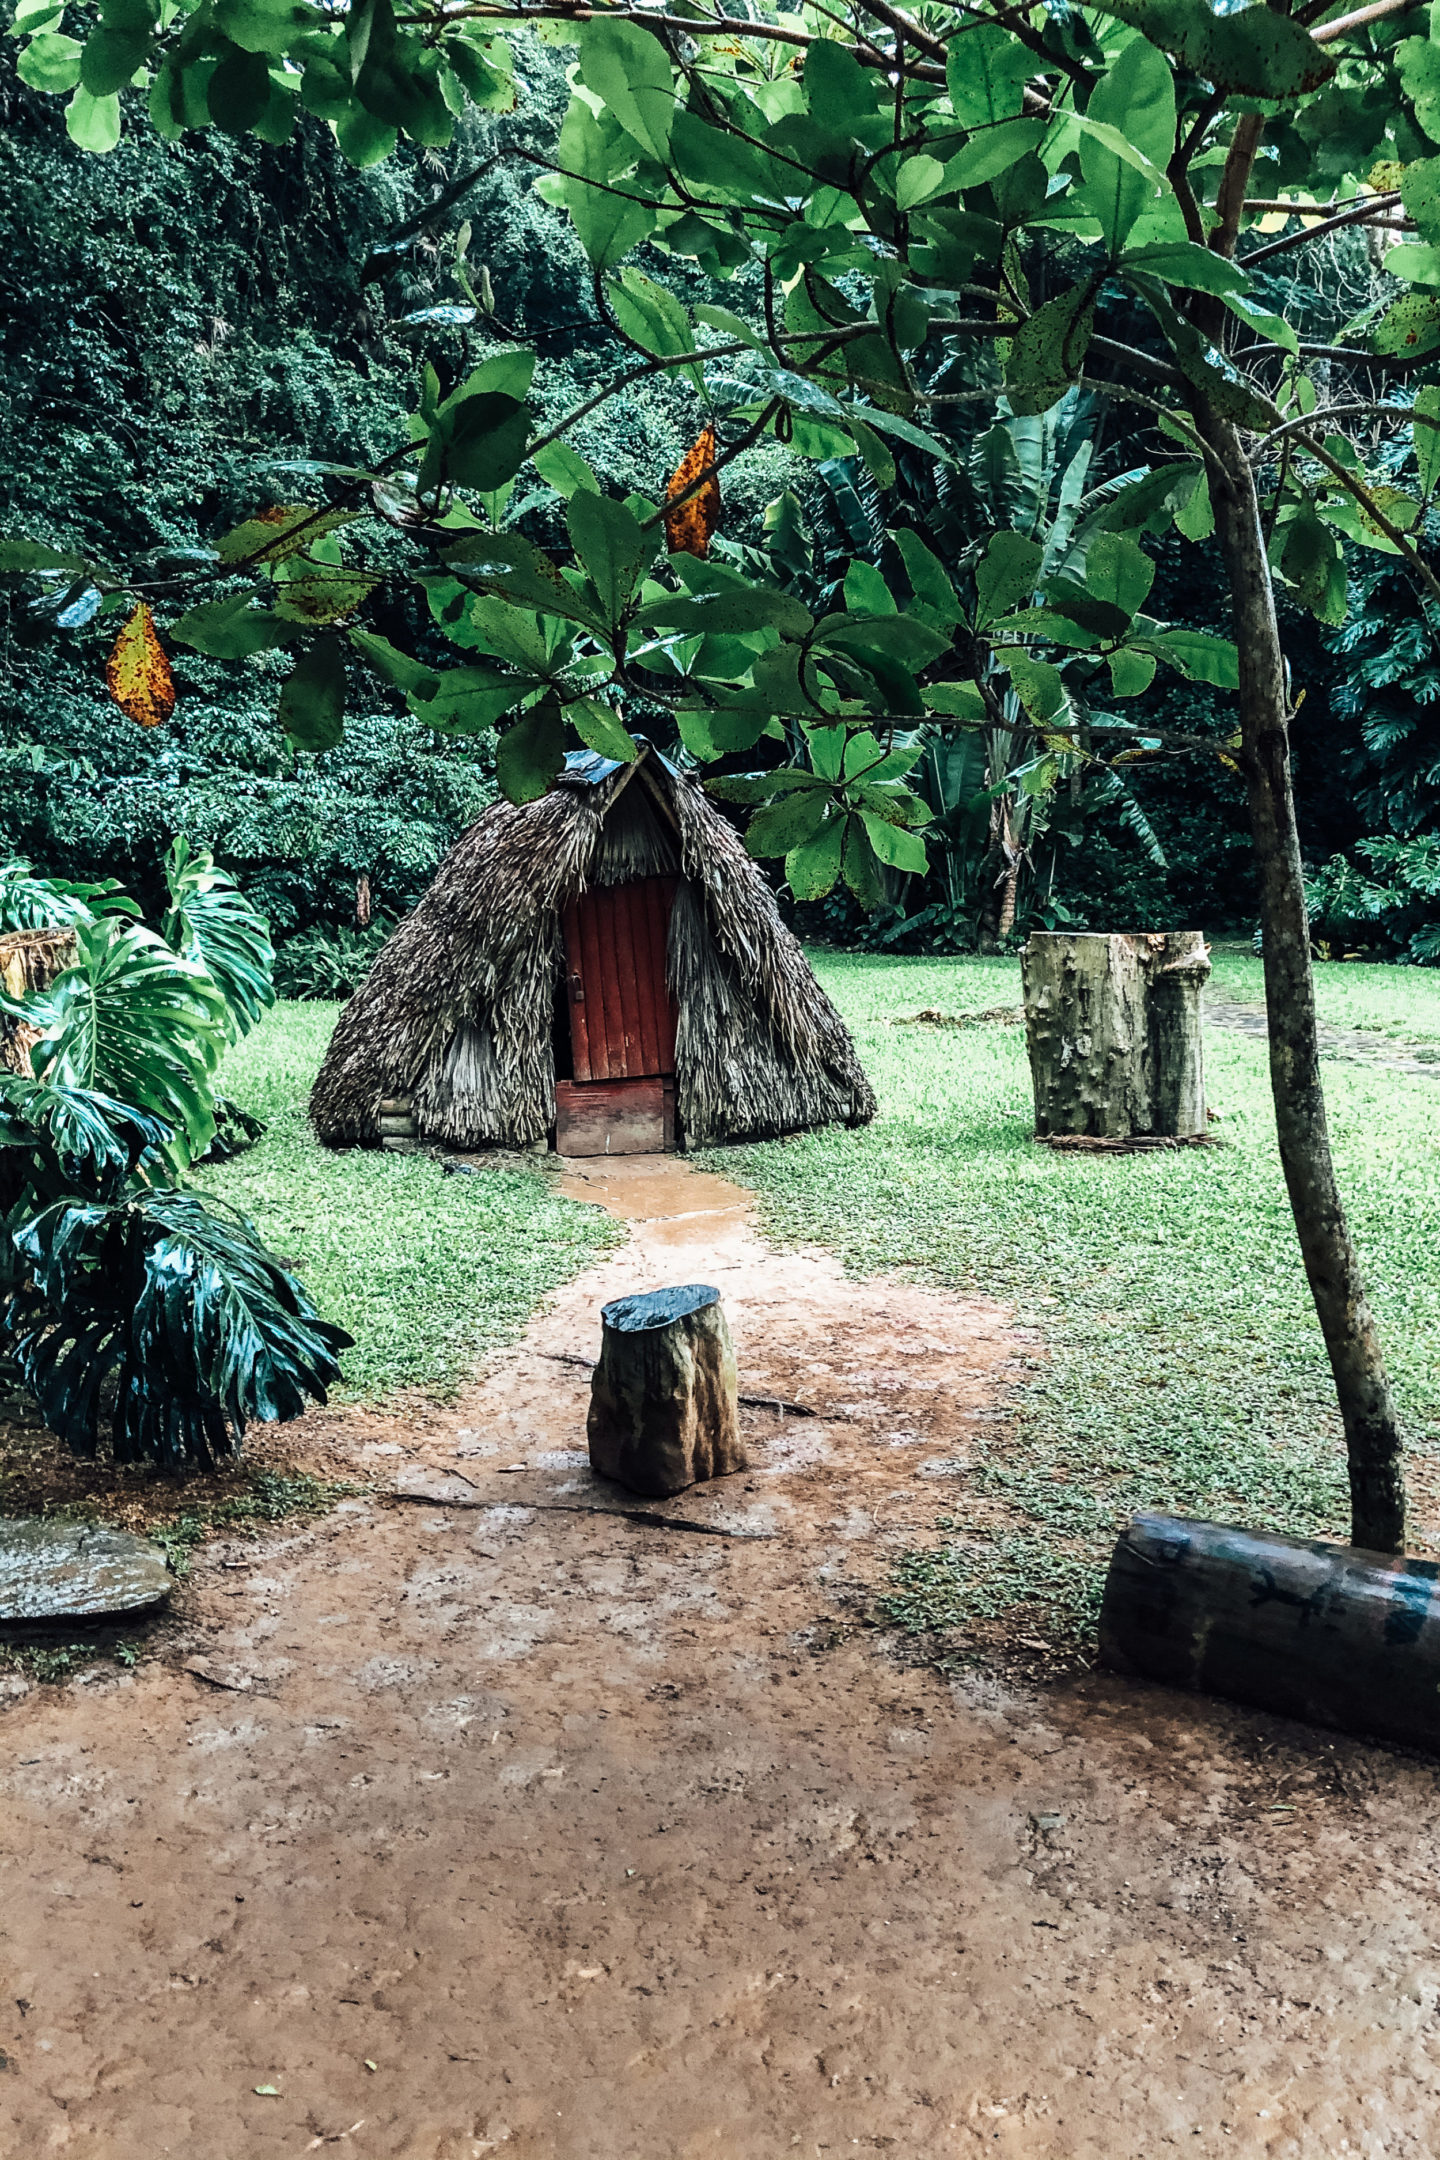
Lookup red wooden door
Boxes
[561,877,678,1083]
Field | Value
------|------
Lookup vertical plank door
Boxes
[561,876,678,1082]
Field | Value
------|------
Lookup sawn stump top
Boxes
[601,1284,721,1333]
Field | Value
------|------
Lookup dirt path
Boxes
[4,1159,1440,2159]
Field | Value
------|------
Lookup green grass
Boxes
[194,1003,623,1400]
[705,950,1440,1653]
[1208,942,1440,1041]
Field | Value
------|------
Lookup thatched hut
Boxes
[309,745,875,1156]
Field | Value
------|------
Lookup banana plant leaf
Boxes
[3,1188,353,1472]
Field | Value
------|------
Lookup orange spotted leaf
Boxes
[664,426,720,558]
[105,602,175,729]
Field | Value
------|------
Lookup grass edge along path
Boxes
[705,951,1440,1666]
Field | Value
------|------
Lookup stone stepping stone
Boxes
[0,1518,172,1621]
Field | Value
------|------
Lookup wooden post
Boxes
[1099,1511,1440,1751]
[1020,931,1211,1140]
[587,1283,745,1497]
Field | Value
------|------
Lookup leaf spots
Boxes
[105,602,175,729]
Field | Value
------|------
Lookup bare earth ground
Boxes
[4,1157,1440,2160]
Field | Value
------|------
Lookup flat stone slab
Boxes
[0,1518,173,1621]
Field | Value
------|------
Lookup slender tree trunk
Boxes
[1199,408,1407,1552]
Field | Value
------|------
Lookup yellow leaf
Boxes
[664,426,720,559]
[105,602,175,729]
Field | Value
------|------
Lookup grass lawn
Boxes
[704,950,1440,1649]
[195,1003,623,1400]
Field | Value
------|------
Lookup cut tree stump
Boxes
[1099,1511,1440,1751]
[0,1518,172,1622]
[1020,931,1211,1140]
[587,1283,745,1498]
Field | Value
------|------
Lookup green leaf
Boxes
[65,85,121,152]
[785,815,845,901]
[1133,625,1239,686]
[976,531,1043,627]
[843,560,895,616]
[1005,653,1066,723]
[1402,156,1440,242]
[496,697,566,804]
[213,0,314,57]
[607,267,701,391]
[1089,34,1176,169]
[566,491,650,626]
[1415,385,1440,503]
[161,836,275,1042]
[17,31,83,90]
[1121,240,1249,296]
[206,44,273,133]
[841,816,885,909]
[421,391,530,495]
[416,665,543,732]
[532,440,600,498]
[1373,289,1440,360]
[946,23,1035,127]
[895,155,946,212]
[745,791,831,858]
[577,17,674,161]
[1081,531,1156,619]
[859,812,928,875]
[803,37,881,139]
[0,537,88,573]
[675,705,772,759]
[1279,502,1348,623]
[1108,648,1157,697]
[347,626,440,699]
[892,529,959,624]
[1004,286,1096,417]
[940,119,1045,195]
[567,696,638,764]
[278,636,347,751]
[1174,471,1215,541]
[170,595,297,657]
[80,23,149,94]
[1089,0,1334,100]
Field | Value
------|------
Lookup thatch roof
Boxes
[309,747,875,1151]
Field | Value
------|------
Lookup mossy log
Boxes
[1020,931,1211,1139]
[587,1283,745,1498]
[1099,1511,1440,1750]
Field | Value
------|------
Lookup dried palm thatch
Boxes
[310,748,875,1151]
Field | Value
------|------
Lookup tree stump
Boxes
[1099,1511,1440,1751]
[587,1283,745,1498]
[1020,931,1211,1139]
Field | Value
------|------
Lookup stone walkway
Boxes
[1206,1000,1440,1078]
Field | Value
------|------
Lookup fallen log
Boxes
[588,1283,745,1498]
[1099,1511,1440,1751]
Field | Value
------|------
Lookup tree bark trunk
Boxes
[1199,408,1407,1552]
[1099,1511,1440,1751]
[587,1282,745,1497]
[1021,930,1209,1138]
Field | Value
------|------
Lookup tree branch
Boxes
[1241,191,1401,266]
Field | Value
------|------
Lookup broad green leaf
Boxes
[946,23,1035,127]
[1374,289,1440,358]
[940,119,1045,195]
[1088,35,1176,171]
[441,530,598,626]
[1401,155,1440,241]
[1384,243,1440,288]
[66,86,121,151]
[213,0,314,57]
[1005,653,1066,723]
[1223,292,1299,354]
[608,267,702,391]
[1133,626,1239,686]
[17,31,83,90]
[1004,286,1096,417]
[843,560,895,615]
[892,529,959,624]
[80,24,149,94]
[1121,240,1249,296]
[842,817,886,908]
[160,836,274,1042]
[348,626,440,699]
[924,680,987,721]
[1400,37,1440,147]
[577,16,674,161]
[171,595,297,657]
[896,156,946,212]
[567,696,638,764]
[420,390,530,495]
[1109,648,1157,697]
[1082,531,1156,618]
[1077,138,1152,256]
[675,704,772,759]
[1279,503,1348,623]
[278,636,347,751]
[496,697,566,803]
[566,491,650,626]
[0,537,88,573]
[532,441,600,498]
[1415,385,1440,502]
[859,812,928,876]
[785,816,845,901]
[975,531,1043,627]
[1089,0,1333,100]
[1175,470,1215,541]
[803,37,881,139]
[746,791,831,858]
[417,665,544,732]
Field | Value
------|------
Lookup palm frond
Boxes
[161,837,276,1040]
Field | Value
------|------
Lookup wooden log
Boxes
[1099,1511,1440,1751]
[1020,930,1211,1139]
[587,1283,746,1498]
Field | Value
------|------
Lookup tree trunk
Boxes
[1099,1511,1440,1751]
[1021,930,1209,1138]
[1199,408,1407,1552]
[587,1283,745,1497]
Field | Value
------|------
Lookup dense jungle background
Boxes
[2,51,1436,973]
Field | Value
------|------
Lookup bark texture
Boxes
[1199,409,1407,1552]
[587,1283,745,1497]
[1021,931,1210,1138]
[1099,1511,1440,1750]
